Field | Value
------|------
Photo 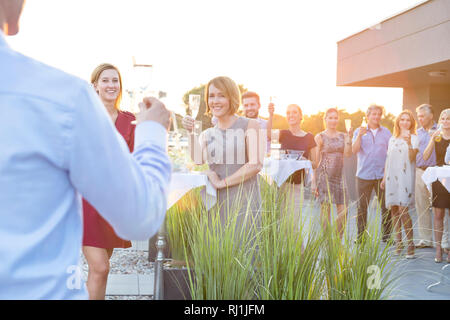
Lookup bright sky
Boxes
[7,0,424,116]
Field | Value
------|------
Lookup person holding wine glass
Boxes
[0,0,172,299]
[267,103,318,227]
[82,63,136,299]
[352,104,392,242]
[241,91,271,152]
[185,76,265,229]
[381,110,419,258]
[423,108,450,263]
[414,104,440,249]
[314,108,353,238]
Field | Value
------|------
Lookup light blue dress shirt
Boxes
[416,123,437,168]
[352,126,392,180]
[0,32,171,299]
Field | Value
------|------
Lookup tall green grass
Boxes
[166,179,401,300]
[321,222,398,300]
[255,181,325,299]
[183,186,260,300]
[165,189,203,263]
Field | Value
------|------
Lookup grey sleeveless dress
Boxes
[203,117,261,227]
[316,132,347,205]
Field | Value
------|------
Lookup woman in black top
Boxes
[423,108,450,263]
[267,103,318,228]
[268,103,318,173]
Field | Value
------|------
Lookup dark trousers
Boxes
[356,177,392,240]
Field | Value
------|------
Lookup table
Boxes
[168,172,217,210]
[260,158,313,187]
[422,166,450,193]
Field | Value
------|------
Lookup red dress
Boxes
[82,111,136,249]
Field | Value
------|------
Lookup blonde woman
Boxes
[314,108,353,237]
[423,108,450,263]
[82,63,136,299]
[381,110,419,258]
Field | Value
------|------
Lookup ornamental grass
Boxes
[165,179,402,300]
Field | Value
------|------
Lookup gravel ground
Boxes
[80,248,155,300]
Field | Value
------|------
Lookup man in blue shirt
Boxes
[352,105,392,242]
[414,104,448,250]
[0,0,172,299]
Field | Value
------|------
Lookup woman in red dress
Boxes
[82,63,135,299]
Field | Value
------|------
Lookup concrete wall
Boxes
[403,84,450,119]
[430,85,450,112]
[337,0,450,87]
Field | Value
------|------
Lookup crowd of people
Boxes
[1,0,449,300]
[182,76,450,265]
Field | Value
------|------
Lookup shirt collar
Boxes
[367,125,382,132]
[419,122,438,132]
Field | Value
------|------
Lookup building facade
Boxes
[337,0,450,117]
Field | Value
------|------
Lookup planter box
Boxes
[164,268,192,300]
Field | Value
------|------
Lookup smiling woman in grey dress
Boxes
[203,117,261,226]
[186,76,264,230]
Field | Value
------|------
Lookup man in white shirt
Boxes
[0,0,172,299]
[241,91,268,129]
[241,91,270,152]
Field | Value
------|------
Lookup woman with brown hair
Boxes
[186,76,265,227]
[82,63,136,299]
[381,110,419,258]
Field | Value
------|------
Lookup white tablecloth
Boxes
[260,158,313,187]
[168,172,217,210]
[422,166,450,193]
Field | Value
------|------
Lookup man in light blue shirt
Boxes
[0,0,171,299]
[352,104,392,241]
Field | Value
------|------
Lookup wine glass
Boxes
[189,94,202,135]
[129,60,153,120]
[400,127,411,144]
[361,117,367,128]
[434,124,443,142]
[345,119,352,132]
[189,94,201,117]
